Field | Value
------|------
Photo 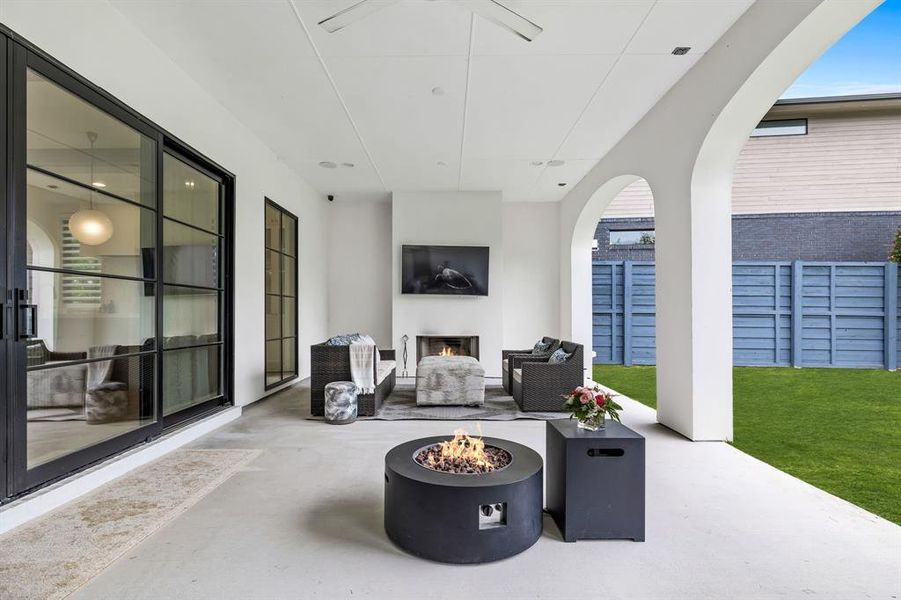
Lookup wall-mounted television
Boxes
[401,245,489,296]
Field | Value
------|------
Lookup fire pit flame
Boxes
[415,429,511,474]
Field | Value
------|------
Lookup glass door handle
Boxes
[15,289,37,340]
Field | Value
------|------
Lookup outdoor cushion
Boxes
[532,340,552,354]
[376,360,396,384]
[548,348,572,364]
[513,368,522,382]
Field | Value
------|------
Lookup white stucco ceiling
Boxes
[111,0,752,201]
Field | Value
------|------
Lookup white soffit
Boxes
[111,0,753,201]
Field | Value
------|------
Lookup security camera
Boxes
[327,194,334,202]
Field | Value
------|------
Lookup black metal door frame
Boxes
[0,26,236,501]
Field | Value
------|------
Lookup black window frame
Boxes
[0,24,236,501]
[750,118,808,137]
[264,198,298,390]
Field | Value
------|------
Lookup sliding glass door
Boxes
[161,153,225,423]
[2,30,234,499]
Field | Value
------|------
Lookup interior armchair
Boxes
[512,341,584,412]
[501,337,560,394]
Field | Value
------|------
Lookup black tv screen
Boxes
[401,245,489,296]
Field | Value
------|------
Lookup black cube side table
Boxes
[546,419,645,542]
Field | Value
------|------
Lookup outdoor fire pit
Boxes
[384,430,543,564]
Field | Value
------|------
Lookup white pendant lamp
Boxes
[69,131,114,246]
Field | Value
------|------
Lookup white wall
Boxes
[502,203,561,349]
[326,198,392,347]
[392,192,504,377]
[1,1,329,406]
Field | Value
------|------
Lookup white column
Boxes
[654,174,733,441]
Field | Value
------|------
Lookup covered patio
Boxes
[27,382,899,599]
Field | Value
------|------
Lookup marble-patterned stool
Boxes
[324,381,358,424]
[416,355,485,406]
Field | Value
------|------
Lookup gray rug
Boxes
[0,448,260,600]
[364,384,564,421]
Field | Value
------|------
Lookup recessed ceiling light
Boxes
[341,162,355,168]
[547,160,565,167]
[672,46,691,55]
[47,184,59,190]
[319,161,338,169]
[530,161,543,166]
[557,182,567,187]
[431,86,445,96]
[91,181,107,188]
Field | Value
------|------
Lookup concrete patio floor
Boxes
[72,380,900,600]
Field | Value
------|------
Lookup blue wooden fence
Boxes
[592,260,900,370]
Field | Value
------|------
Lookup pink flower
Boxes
[580,395,590,405]
[580,389,594,404]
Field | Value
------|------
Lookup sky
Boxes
[782,0,901,98]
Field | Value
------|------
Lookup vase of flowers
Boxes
[562,385,623,431]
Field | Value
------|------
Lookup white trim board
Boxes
[0,406,242,535]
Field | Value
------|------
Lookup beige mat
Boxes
[0,448,261,600]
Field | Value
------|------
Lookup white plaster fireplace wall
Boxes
[392,192,504,377]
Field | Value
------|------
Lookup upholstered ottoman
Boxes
[324,381,358,424]
[416,356,485,406]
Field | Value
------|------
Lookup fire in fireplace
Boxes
[416,335,479,362]
[384,431,543,564]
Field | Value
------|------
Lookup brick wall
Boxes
[594,211,901,261]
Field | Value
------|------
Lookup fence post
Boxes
[609,263,617,363]
[791,260,803,367]
[623,261,633,366]
[885,262,898,371]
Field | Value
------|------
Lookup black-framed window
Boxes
[609,229,655,246]
[750,118,807,137]
[264,199,298,389]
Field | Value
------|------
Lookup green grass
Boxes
[593,364,901,525]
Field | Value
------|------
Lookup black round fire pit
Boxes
[384,436,543,564]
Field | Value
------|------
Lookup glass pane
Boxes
[281,213,296,256]
[265,250,281,294]
[283,256,296,297]
[163,286,219,348]
[26,353,156,468]
[265,204,281,250]
[27,69,156,206]
[163,219,219,288]
[266,295,281,341]
[163,346,221,416]
[163,153,220,233]
[265,340,281,386]
[27,169,156,279]
[282,297,295,339]
[26,270,155,354]
[282,338,296,378]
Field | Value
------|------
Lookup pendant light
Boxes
[68,131,114,246]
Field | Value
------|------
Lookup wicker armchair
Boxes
[501,337,560,394]
[512,341,584,412]
[310,343,396,416]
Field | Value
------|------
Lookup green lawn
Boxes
[592,364,901,525]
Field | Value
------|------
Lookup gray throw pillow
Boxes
[532,340,552,354]
[548,348,571,364]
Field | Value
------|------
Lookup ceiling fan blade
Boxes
[317,0,401,33]
[460,0,543,42]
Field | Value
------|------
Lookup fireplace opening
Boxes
[416,335,479,363]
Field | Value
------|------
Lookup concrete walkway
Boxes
[73,381,900,600]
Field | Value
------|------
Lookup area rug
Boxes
[365,384,563,421]
[0,448,260,600]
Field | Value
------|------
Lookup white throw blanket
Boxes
[349,344,376,394]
